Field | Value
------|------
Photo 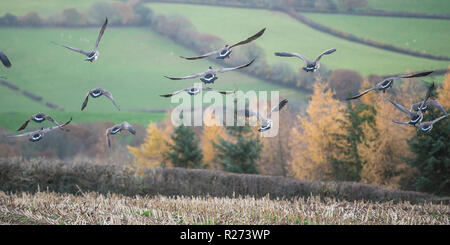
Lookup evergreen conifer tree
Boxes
[165,124,203,169]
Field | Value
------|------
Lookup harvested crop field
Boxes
[0,191,448,225]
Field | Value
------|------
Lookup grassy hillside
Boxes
[0,27,307,131]
[147,3,450,76]
[303,13,450,57]
[366,0,450,15]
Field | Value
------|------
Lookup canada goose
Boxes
[164,59,255,84]
[17,113,62,131]
[274,48,336,72]
[0,50,11,68]
[410,100,447,115]
[244,99,288,132]
[106,121,136,147]
[347,71,433,100]
[180,28,266,60]
[52,18,108,62]
[388,82,434,126]
[160,87,235,97]
[81,88,120,111]
[394,114,449,133]
[7,117,72,142]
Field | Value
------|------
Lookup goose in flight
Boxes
[7,117,72,142]
[52,18,108,62]
[388,82,434,126]
[17,113,63,131]
[275,48,336,72]
[160,86,235,97]
[0,50,11,68]
[410,100,447,115]
[164,59,255,84]
[244,99,288,132]
[180,28,266,60]
[81,88,120,111]
[106,121,136,147]
[347,71,433,100]
[394,114,448,133]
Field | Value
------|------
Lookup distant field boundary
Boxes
[0,78,65,111]
[145,0,450,19]
[1,157,448,204]
[286,10,450,62]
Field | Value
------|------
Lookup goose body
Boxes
[164,59,255,84]
[52,18,107,62]
[7,117,72,142]
[347,71,433,100]
[180,28,265,60]
[275,48,336,73]
[81,88,120,111]
[244,99,288,132]
[17,113,61,131]
[106,121,136,147]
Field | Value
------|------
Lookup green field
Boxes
[147,3,450,76]
[0,27,308,131]
[303,13,450,57]
[366,0,450,15]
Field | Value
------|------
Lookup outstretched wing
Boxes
[102,89,120,111]
[105,128,112,148]
[387,98,414,116]
[396,70,433,79]
[52,41,90,56]
[164,71,207,80]
[0,50,11,68]
[94,18,108,51]
[42,117,72,133]
[229,28,266,49]
[215,59,255,73]
[17,118,31,131]
[346,87,377,100]
[122,122,136,135]
[7,130,36,138]
[428,100,448,115]
[314,48,336,63]
[268,99,288,119]
[419,82,434,110]
[81,91,90,111]
[430,114,449,125]
[160,88,188,97]
[180,50,220,60]
[244,109,268,126]
[274,52,310,64]
[392,120,411,125]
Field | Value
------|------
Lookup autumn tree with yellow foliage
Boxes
[127,122,173,171]
[357,79,422,189]
[289,79,347,180]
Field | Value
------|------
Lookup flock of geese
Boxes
[1,16,448,147]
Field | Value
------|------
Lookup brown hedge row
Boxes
[0,157,448,204]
